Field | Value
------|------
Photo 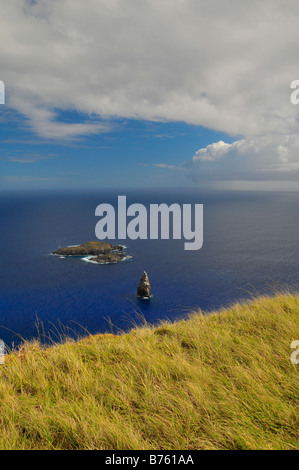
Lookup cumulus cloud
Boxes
[187,135,299,183]
[193,141,237,162]
[0,0,299,141]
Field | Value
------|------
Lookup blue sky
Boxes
[0,107,234,189]
[1,1,299,191]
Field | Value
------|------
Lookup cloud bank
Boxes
[1,0,299,184]
[187,136,299,184]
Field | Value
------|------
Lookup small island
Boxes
[137,271,152,299]
[52,241,127,264]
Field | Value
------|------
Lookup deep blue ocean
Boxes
[0,188,298,349]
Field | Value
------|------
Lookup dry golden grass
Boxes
[0,293,298,450]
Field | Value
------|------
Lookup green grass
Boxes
[0,293,298,450]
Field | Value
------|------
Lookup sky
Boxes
[1,0,299,190]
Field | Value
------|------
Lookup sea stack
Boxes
[137,271,151,298]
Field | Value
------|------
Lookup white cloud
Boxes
[1,152,55,163]
[153,163,186,171]
[193,141,239,162]
[187,135,299,183]
[2,0,299,188]
[0,0,299,141]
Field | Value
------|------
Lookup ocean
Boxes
[0,188,298,348]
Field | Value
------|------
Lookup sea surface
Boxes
[0,188,298,348]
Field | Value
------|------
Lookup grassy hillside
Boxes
[0,293,298,450]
